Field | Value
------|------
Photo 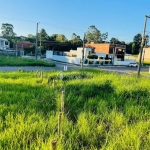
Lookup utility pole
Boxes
[81,33,85,69]
[137,15,150,77]
[35,22,40,62]
[40,31,42,59]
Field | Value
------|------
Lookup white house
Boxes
[0,38,10,50]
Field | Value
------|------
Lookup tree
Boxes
[1,23,16,39]
[110,37,120,44]
[86,25,108,43]
[133,33,142,54]
[120,41,125,44]
[132,43,136,54]
[27,34,36,43]
[133,33,142,44]
[50,34,58,41]
[56,34,68,43]
[86,25,101,43]
[126,42,132,54]
[39,28,49,41]
[71,33,82,44]
[101,32,108,42]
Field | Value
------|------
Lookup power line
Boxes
[0,15,143,36]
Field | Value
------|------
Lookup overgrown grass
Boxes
[0,69,150,149]
[0,56,55,67]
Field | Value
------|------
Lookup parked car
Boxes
[127,63,138,67]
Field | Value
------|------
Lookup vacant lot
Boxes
[0,56,55,67]
[0,69,150,149]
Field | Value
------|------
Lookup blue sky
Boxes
[0,0,150,43]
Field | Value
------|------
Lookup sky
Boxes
[0,0,150,43]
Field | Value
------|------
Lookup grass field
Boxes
[0,56,55,67]
[0,69,150,150]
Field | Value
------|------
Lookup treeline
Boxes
[1,23,149,54]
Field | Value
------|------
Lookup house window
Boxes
[5,41,8,45]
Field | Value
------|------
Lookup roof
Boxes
[0,38,9,41]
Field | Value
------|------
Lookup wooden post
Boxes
[58,112,62,136]
[50,140,57,150]
[36,71,38,77]
[47,77,51,84]
[41,71,43,79]
[61,91,65,112]
[53,79,56,89]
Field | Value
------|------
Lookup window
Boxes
[5,41,8,45]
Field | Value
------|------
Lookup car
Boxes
[127,63,138,67]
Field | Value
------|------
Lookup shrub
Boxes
[87,54,98,59]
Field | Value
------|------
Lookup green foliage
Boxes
[71,33,82,44]
[0,69,150,149]
[87,54,98,59]
[126,42,132,54]
[39,28,49,41]
[86,25,108,43]
[0,56,55,67]
[26,34,36,43]
[1,23,16,39]
[110,37,120,44]
[56,34,68,43]
[133,33,142,54]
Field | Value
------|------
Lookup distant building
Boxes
[141,47,150,62]
[85,42,126,61]
[13,41,35,50]
[0,38,10,50]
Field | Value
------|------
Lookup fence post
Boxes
[58,112,62,136]
[53,79,56,89]
[61,91,65,112]
[50,140,57,150]
[36,71,38,77]
[64,65,68,71]
[41,71,43,79]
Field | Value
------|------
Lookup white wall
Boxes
[77,47,92,59]
[95,52,106,57]
[46,50,81,64]
[114,59,136,65]
[0,38,10,49]
[46,50,53,58]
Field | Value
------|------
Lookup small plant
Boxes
[87,54,98,59]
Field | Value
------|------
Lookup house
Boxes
[85,42,126,61]
[0,38,10,50]
[46,42,136,65]
[46,48,92,65]
[13,41,34,50]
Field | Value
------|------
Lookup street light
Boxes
[137,15,150,77]
[35,22,40,62]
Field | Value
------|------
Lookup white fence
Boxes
[114,59,136,65]
[46,50,81,65]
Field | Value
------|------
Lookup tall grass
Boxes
[0,69,150,149]
[0,56,55,66]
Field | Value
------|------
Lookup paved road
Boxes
[0,57,149,74]
[97,65,149,73]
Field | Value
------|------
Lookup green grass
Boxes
[0,56,55,67]
[0,69,150,149]
[131,54,138,58]
[143,61,150,66]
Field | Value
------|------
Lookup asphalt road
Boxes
[0,57,149,74]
